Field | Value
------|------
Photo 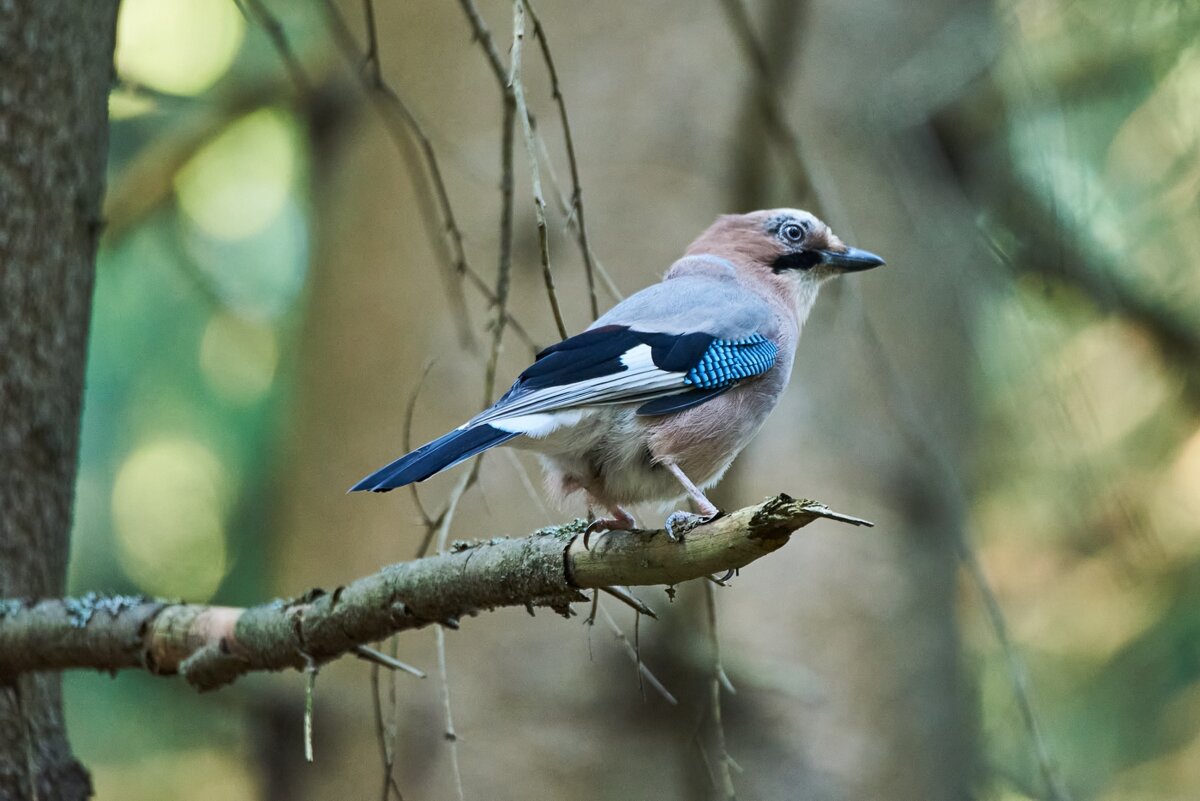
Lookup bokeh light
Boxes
[175,108,299,241]
[111,438,232,600]
[108,88,157,121]
[115,0,245,97]
[199,311,279,403]
[90,747,257,801]
[182,196,310,319]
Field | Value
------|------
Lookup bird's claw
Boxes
[709,568,736,584]
[582,516,635,550]
[664,510,722,542]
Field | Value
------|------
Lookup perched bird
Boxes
[351,209,883,540]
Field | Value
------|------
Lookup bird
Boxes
[350,208,884,542]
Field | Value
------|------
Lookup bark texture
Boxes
[0,497,868,691]
[0,1,120,798]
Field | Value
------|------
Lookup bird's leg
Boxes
[583,504,637,549]
[661,461,723,541]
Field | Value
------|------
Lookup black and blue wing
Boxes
[350,324,778,492]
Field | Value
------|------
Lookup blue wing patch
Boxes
[683,334,778,390]
[636,334,777,416]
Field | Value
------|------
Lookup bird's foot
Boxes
[709,568,737,584]
[582,512,637,550]
[664,510,722,542]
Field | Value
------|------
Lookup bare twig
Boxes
[597,604,677,706]
[456,0,509,89]
[534,134,624,302]
[522,0,600,318]
[235,0,314,98]
[354,644,425,678]
[459,0,620,313]
[102,77,291,245]
[303,656,318,762]
[982,199,1200,412]
[717,0,816,207]
[0,496,866,690]
[715,7,1072,798]
[958,539,1072,801]
[483,96,517,404]
[851,298,1072,801]
[599,585,657,619]
[634,610,645,701]
[361,0,381,71]
[436,626,465,801]
[704,582,737,800]
[322,0,540,352]
[502,450,551,520]
[509,0,568,339]
[403,361,439,531]
[704,583,735,695]
[369,659,406,801]
[721,0,807,211]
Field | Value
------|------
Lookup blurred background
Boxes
[64,0,1200,799]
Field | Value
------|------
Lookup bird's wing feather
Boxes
[471,323,777,427]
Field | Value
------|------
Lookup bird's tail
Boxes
[348,424,518,492]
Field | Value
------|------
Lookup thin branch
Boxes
[369,659,406,801]
[521,0,599,319]
[704,582,737,801]
[483,95,517,404]
[0,496,868,691]
[236,0,315,98]
[435,626,466,801]
[502,450,551,520]
[534,132,624,302]
[851,298,1073,801]
[456,0,509,90]
[982,196,1200,412]
[103,77,289,245]
[597,604,677,706]
[716,8,1073,799]
[322,0,540,353]
[634,610,645,701]
[361,0,381,74]
[509,0,569,340]
[957,539,1072,801]
[403,361,439,531]
[458,0,620,313]
[717,0,816,207]
[599,585,657,619]
[303,657,318,762]
[704,583,735,695]
[354,644,425,677]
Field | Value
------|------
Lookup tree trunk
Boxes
[0,2,120,798]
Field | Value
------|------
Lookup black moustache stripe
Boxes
[771,250,823,272]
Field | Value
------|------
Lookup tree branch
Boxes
[0,495,868,692]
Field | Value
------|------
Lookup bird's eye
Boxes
[781,222,805,243]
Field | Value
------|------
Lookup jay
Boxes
[351,209,884,540]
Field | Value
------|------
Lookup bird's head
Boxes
[684,208,885,300]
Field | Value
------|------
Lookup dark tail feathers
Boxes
[348,424,518,492]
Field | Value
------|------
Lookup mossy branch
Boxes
[0,495,869,692]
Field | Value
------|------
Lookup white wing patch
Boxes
[619,344,656,370]
[472,344,687,428]
[489,410,585,437]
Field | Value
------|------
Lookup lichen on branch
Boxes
[0,495,869,692]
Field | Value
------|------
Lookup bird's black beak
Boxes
[820,246,885,272]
